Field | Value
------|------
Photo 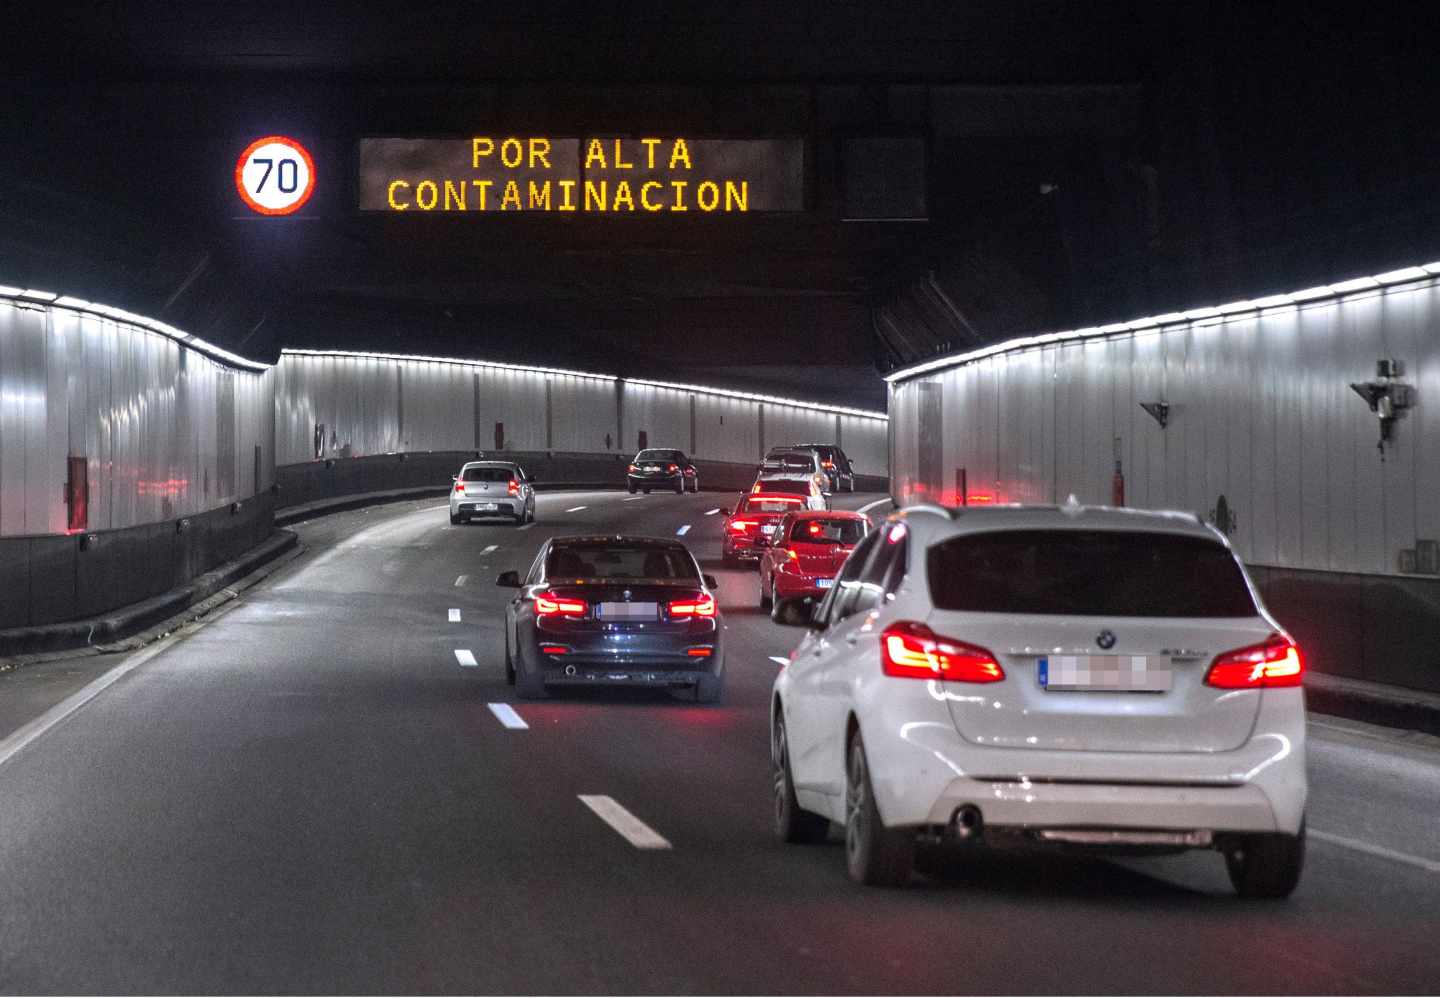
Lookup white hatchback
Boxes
[770,503,1307,897]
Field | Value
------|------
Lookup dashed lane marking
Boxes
[578,795,672,850]
[768,656,790,667]
[454,575,469,587]
[857,497,894,514]
[519,522,536,530]
[623,496,646,502]
[480,544,499,555]
[676,524,691,536]
[448,608,461,623]
[704,508,721,515]
[1311,829,1440,874]
[488,703,529,729]
[566,505,588,512]
[454,649,478,667]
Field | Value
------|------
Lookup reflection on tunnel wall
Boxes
[0,300,275,538]
[275,353,889,476]
[890,275,1440,578]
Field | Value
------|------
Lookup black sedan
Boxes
[497,535,724,702]
[627,448,699,493]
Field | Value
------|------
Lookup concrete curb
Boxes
[0,529,300,661]
[1306,672,1440,737]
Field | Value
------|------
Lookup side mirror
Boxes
[774,596,821,629]
[495,570,522,588]
[452,475,459,482]
[703,573,719,589]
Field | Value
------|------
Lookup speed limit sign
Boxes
[235,135,316,215]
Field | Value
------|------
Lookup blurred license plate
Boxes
[1039,655,1173,692]
[761,525,776,534]
[597,602,658,620]
[478,503,499,511]
[815,578,834,588]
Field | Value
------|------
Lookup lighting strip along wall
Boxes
[623,376,888,421]
[281,347,617,383]
[0,285,271,373]
[883,262,1440,384]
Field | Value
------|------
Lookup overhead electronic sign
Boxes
[358,136,804,214]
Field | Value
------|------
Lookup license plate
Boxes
[761,525,776,534]
[815,578,834,588]
[1039,655,1172,692]
[478,503,499,511]
[596,602,658,620]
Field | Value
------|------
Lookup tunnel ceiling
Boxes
[4,1,1437,408]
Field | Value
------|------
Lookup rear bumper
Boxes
[629,474,681,485]
[452,498,522,517]
[540,665,720,688]
[773,573,835,600]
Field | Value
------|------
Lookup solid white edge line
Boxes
[487,703,530,729]
[448,608,461,622]
[480,544,498,555]
[578,795,672,850]
[1311,829,1440,874]
[455,575,469,586]
[676,524,691,536]
[857,497,894,514]
[705,508,721,515]
[768,656,790,667]
[0,639,174,771]
[566,505,587,512]
[454,649,478,667]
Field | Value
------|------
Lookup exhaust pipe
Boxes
[565,665,577,676]
[951,804,983,842]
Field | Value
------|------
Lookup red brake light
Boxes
[508,478,519,496]
[666,463,678,472]
[628,463,638,473]
[454,480,464,493]
[535,592,587,618]
[668,594,716,618]
[728,519,755,532]
[687,647,713,657]
[1205,636,1304,688]
[822,460,834,468]
[540,645,569,655]
[880,621,1004,683]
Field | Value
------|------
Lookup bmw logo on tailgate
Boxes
[1096,629,1117,650]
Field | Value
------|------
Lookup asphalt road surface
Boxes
[2,490,1439,994]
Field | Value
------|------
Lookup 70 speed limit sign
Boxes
[235,136,316,215]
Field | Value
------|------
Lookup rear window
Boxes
[547,544,697,581]
[927,529,1257,617]
[462,466,513,482]
[635,450,682,463]
[790,518,867,544]
[763,453,813,469]
[742,495,805,514]
[755,478,812,496]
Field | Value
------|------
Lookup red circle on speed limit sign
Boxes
[235,135,316,216]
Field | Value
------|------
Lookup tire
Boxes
[628,481,637,494]
[504,630,516,686]
[1225,819,1305,899]
[769,580,784,622]
[695,672,724,704]
[674,480,684,495]
[516,659,550,700]
[643,488,651,495]
[845,729,914,887]
[691,477,700,493]
[759,573,773,610]
[514,511,525,525]
[526,502,535,523]
[450,512,461,525]
[722,549,740,569]
[773,711,830,844]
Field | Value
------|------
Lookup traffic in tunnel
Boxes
[2,2,1440,995]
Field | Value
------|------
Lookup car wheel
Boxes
[845,728,914,887]
[516,660,550,700]
[722,549,740,568]
[1225,818,1305,899]
[643,488,651,495]
[695,671,723,704]
[770,580,785,622]
[628,481,637,494]
[674,480,684,495]
[513,511,525,525]
[504,631,516,686]
[773,712,830,844]
[450,512,461,525]
[759,573,773,609]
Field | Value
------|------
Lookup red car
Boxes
[720,492,809,567]
[758,510,871,615]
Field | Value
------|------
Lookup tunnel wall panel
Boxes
[889,275,1440,692]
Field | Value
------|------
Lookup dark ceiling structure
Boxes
[3,2,1436,408]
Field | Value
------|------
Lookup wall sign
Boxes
[235,135,317,216]
[358,136,804,214]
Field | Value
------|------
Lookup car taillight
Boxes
[508,478,519,496]
[534,592,587,618]
[822,460,834,468]
[628,463,638,472]
[751,483,762,493]
[668,594,716,618]
[667,463,678,472]
[687,647,713,657]
[728,519,755,533]
[454,481,464,492]
[880,621,1004,683]
[1205,635,1304,688]
[783,547,798,561]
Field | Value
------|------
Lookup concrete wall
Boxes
[888,270,1440,692]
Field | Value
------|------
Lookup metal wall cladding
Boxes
[890,279,1440,577]
[0,302,275,537]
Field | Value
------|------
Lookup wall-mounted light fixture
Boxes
[1139,401,1170,429]
[1350,358,1414,456]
